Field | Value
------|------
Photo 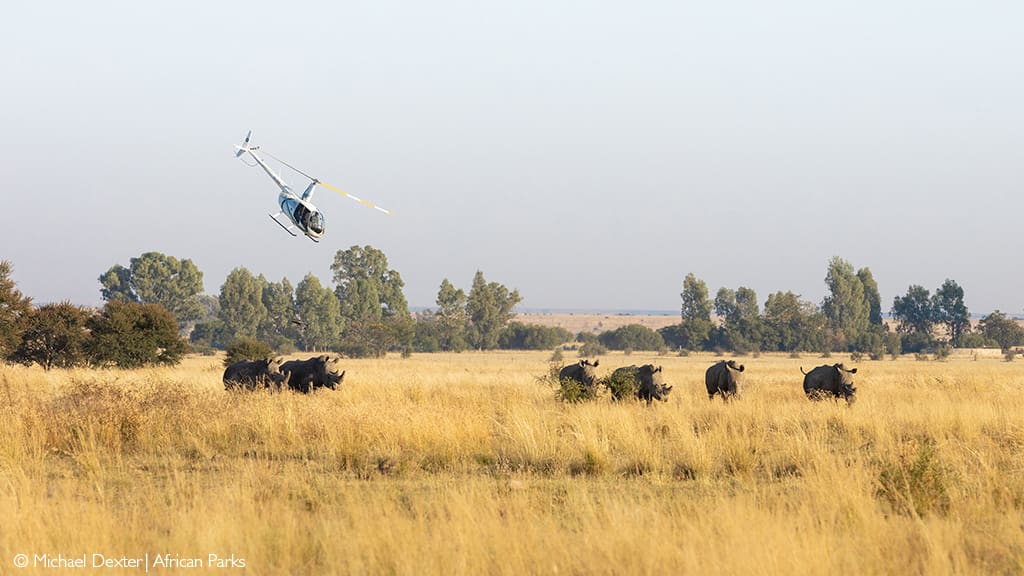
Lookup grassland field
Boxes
[1,350,1023,575]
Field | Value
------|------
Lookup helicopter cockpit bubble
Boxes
[307,211,325,235]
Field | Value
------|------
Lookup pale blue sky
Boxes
[2,1,1022,314]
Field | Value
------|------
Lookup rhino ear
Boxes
[738,364,745,372]
[849,368,858,374]
[593,360,599,367]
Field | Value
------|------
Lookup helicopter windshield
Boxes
[307,211,325,235]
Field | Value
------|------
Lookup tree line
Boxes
[3,252,1023,370]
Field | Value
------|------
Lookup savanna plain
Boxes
[2,351,1023,575]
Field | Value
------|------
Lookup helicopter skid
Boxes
[268,212,299,237]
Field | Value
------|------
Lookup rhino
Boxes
[559,359,600,389]
[223,357,290,391]
[279,355,345,393]
[609,364,672,404]
[705,360,745,401]
[801,363,858,404]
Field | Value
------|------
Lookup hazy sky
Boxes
[2,1,1022,315]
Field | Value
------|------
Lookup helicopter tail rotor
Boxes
[234,130,253,158]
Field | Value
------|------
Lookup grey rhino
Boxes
[280,355,346,393]
[801,363,857,404]
[223,357,290,391]
[705,360,745,401]
[609,364,672,404]
[559,359,600,389]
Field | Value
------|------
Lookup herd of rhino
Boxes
[222,355,858,404]
[558,359,859,405]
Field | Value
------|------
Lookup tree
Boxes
[891,285,934,337]
[435,278,468,352]
[679,273,713,350]
[713,286,763,352]
[331,245,411,356]
[931,279,970,347]
[466,271,522,350]
[821,257,869,349]
[0,260,32,360]
[258,277,300,351]
[331,245,409,321]
[857,268,884,327]
[977,311,1024,351]
[98,252,204,329]
[11,302,91,370]
[294,274,342,352]
[597,324,665,351]
[86,301,187,368]
[500,323,573,350]
[217,268,268,341]
[761,291,826,352]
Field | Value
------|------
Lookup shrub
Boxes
[224,337,275,367]
[556,378,599,404]
[87,301,187,368]
[579,341,607,358]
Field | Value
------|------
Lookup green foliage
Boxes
[466,271,522,350]
[678,273,713,349]
[99,252,204,329]
[218,267,267,341]
[578,341,607,358]
[555,377,599,404]
[822,257,870,347]
[12,301,90,369]
[294,274,343,352]
[224,337,274,367]
[412,314,441,353]
[0,260,32,360]
[857,267,883,326]
[332,245,409,322]
[500,322,573,350]
[435,278,468,351]
[958,333,995,349]
[931,279,970,347]
[597,324,665,351]
[257,277,300,348]
[86,301,187,368]
[761,291,826,352]
[977,310,1024,351]
[892,285,934,337]
[604,367,638,402]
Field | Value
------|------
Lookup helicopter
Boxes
[233,130,390,242]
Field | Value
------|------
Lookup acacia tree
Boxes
[98,252,204,330]
[0,260,32,360]
[931,279,970,346]
[11,302,91,370]
[466,271,522,350]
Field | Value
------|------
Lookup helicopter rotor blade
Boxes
[316,181,392,216]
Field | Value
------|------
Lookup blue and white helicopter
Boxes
[234,130,390,242]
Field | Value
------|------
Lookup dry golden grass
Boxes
[2,351,1023,574]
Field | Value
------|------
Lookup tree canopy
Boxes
[99,252,204,329]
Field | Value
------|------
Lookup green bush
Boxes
[224,337,274,367]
